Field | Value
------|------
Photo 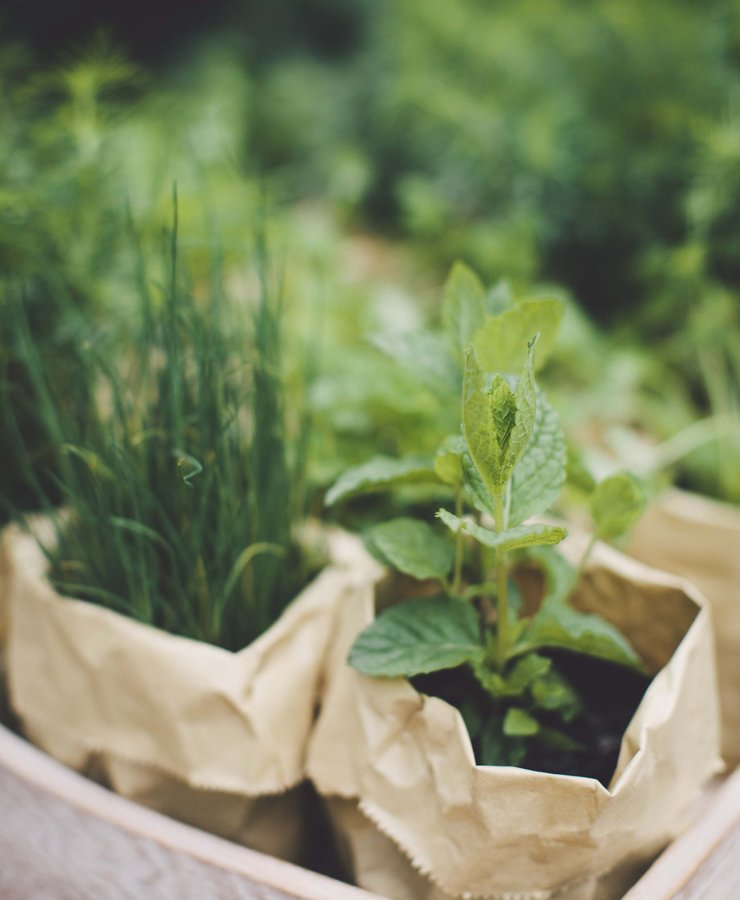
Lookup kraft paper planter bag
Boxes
[5,524,379,863]
[308,541,722,900]
[628,487,740,766]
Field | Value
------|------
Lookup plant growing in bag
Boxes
[329,264,648,783]
[16,207,314,649]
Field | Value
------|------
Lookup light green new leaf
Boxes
[501,336,538,483]
[591,472,646,540]
[514,602,644,671]
[463,349,504,492]
[525,545,575,606]
[503,707,540,737]
[370,518,455,581]
[348,595,482,677]
[461,450,494,514]
[442,261,487,359]
[436,509,567,554]
[434,434,466,486]
[473,297,564,373]
[325,455,437,506]
[509,388,567,526]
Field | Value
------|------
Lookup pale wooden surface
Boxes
[623,766,740,900]
[0,724,383,900]
[3,720,740,900]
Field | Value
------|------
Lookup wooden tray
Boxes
[1,721,738,899]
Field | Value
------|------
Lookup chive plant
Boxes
[16,206,312,651]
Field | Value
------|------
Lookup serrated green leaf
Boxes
[503,707,540,737]
[591,472,646,540]
[325,455,437,506]
[442,261,486,360]
[370,518,454,580]
[436,509,567,554]
[514,602,644,671]
[502,336,538,483]
[490,375,517,455]
[473,297,564,373]
[434,434,466,486]
[461,450,494,514]
[348,595,482,677]
[463,349,504,493]
[509,388,567,526]
[372,330,459,397]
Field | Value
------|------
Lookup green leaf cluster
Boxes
[329,262,648,772]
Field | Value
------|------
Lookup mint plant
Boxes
[328,263,647,776]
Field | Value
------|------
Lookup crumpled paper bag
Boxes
[628,488,740,767]
[5,523,381,863]
[308,539,722,899]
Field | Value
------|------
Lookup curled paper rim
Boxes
[6,524,377,797]
[310,539,723,899]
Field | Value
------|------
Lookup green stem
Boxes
[494,487,508,670]
[452,486,464,596]
[571,533,598,596]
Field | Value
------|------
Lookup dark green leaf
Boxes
[479,716,527,767]
[348,595,483,677]
[514,602,644,671]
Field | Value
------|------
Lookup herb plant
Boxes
[328,264,646,777]
[15,206,313,651]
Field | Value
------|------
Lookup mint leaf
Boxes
[514,602,644,671]
[434,434,466,486]
[370,518,454,580]
[442,261,487,360]
[463,348,504,493]
[461,450,494,514]
[503,707,540,737]
[591,472,646,540]
[348,595,482,677]
[502,336,538,483]
[473,297,564,373]
[509,388,566,526]
[325,455,437,506]
[437,509,567,554]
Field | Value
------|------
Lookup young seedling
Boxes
[329,263,647,773]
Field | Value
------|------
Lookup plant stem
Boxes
[452,486,464,596]
[494,486,508,670]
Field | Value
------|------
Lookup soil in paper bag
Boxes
[413,650,651,786]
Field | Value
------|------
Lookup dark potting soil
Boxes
[412,651,652,787]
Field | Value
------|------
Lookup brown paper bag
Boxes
[628,488,740,767]
[308,540,722,899]
[5,523,381,863]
